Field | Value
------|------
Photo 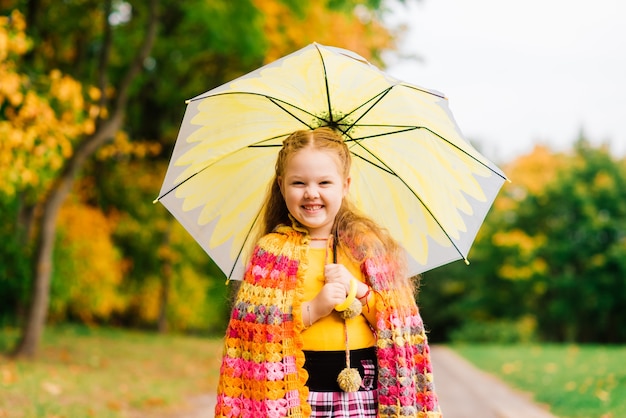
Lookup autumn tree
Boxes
[0,10,96,330]
[2,0,410,356]
[419,139,626,343]
[89,0,407,334]
[2,0,158,358]
[514,139,626,342]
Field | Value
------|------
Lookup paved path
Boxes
[143,346,556,417]
[430,345,556,418]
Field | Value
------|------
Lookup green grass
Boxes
[453,344,626,418]
[0,325,224,417]
[3,327,624,418]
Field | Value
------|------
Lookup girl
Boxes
[215,127,442,417]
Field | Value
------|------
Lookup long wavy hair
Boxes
[256,127,415,290]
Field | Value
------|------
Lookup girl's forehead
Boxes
[289,147,339,164]
[293,146,332,157]
[284,147,344,174]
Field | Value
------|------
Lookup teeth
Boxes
[304,205,322,210]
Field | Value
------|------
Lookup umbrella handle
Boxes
[331,229,360,312]
[334,278,358,312]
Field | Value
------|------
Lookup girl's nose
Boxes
[304,186,319,199]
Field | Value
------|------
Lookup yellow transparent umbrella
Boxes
[155,43,507,280]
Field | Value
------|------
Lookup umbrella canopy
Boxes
[155,42,507,280]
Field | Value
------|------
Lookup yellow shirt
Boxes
[301,247,377,350]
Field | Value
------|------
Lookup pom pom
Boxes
[339,300,362,319]
[337,367,362,392]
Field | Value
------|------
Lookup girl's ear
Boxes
[277,176,284,195]
[343,176,351,197]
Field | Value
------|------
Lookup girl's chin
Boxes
[295,217,330,233]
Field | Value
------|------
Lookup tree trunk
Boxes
[12,115,123,358]
[11,0,159,358]
[12,171,76,356]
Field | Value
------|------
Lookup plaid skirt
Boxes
[304,347,378,417]
[307,389,378,418]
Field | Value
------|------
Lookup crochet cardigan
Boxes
[215,225,442,418]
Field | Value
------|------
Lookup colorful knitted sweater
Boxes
[215,225,442,418]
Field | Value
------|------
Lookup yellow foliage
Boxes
[492,229,548,281]
[96,131,162,160]
[0,10,98,198]
[492,229,547,258]
[253,0,395,64]
[129,277,162,323]
[127,269,213,331]
[498,258,548,281]
[0,72,24,106]
[53,202,125,323]
[495,145,567,213]
[505,145,566,196]
[88,85,102,101]
[167,266,214,330]
[0,10,30,61]
[593,171,614,192]
[50,69,82,108]
[492,229,545,258]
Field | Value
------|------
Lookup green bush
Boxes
[450,316,537,343]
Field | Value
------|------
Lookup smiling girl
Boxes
[215,127,442,418]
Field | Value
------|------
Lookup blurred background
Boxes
[1,0,625,416]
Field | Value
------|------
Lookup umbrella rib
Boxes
[155,91,336,201]
[189,90,333,128]
[314,44,335,127]
[349,152,395,175]
[350,149,469,263]
[350,126,508,181]
[266,97,327,129]
[229,208,262,279]
[155,132,287,201]
[336,83,502,178]
[344,87,393,131]
[325,88,392,137]
[338,82,506,180]
[346,123,506,261]
[402,83,446,99]
[155,170,203,201]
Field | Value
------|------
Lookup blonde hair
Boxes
[257,127,414,289]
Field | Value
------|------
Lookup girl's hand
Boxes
[324,263,355,293]
[309,282,346,319]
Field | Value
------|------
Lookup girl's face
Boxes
[279,146,350,238]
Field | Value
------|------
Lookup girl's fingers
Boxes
[324,264,352,292]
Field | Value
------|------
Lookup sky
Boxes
[383,0,626,163]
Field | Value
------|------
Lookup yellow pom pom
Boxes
[337,367,362,392]
[339,299,362,320]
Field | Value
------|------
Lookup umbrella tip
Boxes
[152,198,159,204]
[464,258,470,266]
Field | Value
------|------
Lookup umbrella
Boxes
[155,42,507,280]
